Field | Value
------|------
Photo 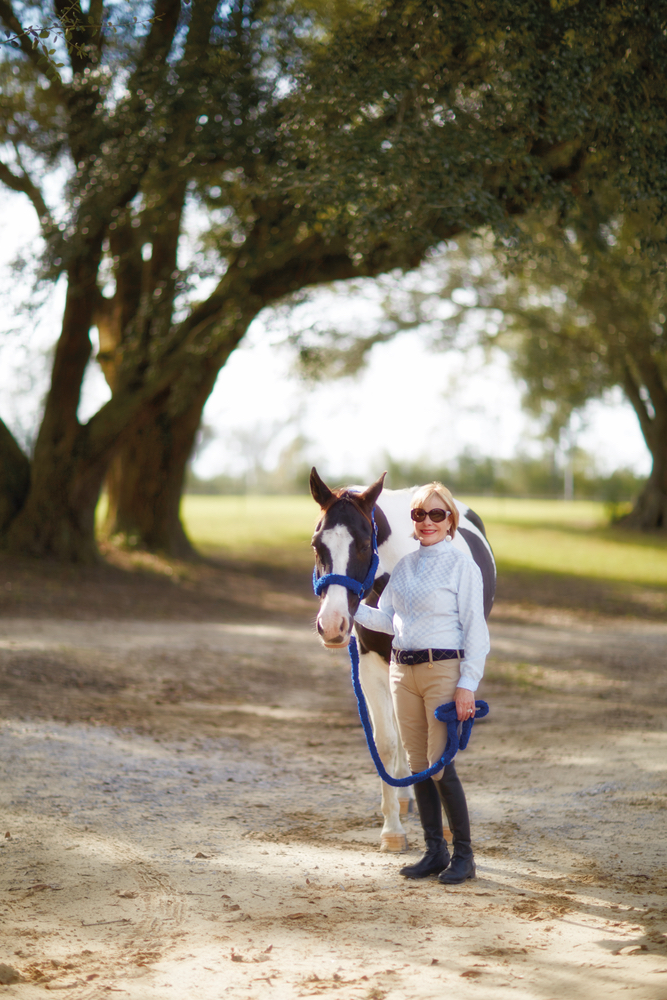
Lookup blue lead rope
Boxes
[313,503,489,787]
[348,634,488,787]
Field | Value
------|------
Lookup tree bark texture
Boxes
[104,369,218,558]
[3,256,104,562]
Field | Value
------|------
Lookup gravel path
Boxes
[0,612,666,999]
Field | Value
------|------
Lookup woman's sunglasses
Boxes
[410,508,451,523]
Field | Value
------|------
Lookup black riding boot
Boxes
[399,778,450,879]
[434,763,476,884]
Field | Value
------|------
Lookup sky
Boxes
[0,189,652,487]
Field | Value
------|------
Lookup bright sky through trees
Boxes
[2,191,649,487]
[192,300,650,483]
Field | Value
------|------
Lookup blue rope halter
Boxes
[312,504,489,786]
[312,507,380,600]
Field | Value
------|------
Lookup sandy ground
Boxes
[0,562,666,1000]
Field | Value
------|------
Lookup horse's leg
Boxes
[395,736,416,816]
[358,649,409,853]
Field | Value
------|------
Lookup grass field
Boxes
[181,495,318,569]
[180,494,667,588]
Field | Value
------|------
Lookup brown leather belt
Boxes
[392,648,464,666]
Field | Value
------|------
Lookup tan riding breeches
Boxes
[389,656,461,781]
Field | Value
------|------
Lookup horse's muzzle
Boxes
[316,616,352,647]
[321,636,351,649]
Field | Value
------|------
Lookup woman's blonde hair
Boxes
[411,481,459,538]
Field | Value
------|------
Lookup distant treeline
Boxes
[185,450,645,507]
[380,453,644,504]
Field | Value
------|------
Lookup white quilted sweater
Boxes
[354,538,490,692]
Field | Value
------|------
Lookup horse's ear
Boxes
[358,471,386,511]
[310,466,334,508]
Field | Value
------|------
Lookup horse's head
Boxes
[310,467,386,648]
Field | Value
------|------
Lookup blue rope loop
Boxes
[349,636,488,786]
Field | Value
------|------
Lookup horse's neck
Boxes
[377,488,419,575]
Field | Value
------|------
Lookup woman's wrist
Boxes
[454,686,476,721]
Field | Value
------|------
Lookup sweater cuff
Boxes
[354,604,372,623]
[456,675,479,693]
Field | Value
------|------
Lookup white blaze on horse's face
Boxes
[317,524,354,646]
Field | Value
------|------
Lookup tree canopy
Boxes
[299,195,667,528]
[1,0,667,559]
[483,200,667,529]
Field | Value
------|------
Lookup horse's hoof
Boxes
[380,833,409,853]
[398,799,414,816]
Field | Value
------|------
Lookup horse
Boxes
[310,467,496,852]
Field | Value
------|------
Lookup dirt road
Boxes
[0,562,666,1000]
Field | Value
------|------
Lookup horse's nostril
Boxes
[316,620,324,635]
[339,618,347,633]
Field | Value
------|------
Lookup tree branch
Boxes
[0,158,52,231]
[88,0,104,52]
[53,0,85,72]
[53,0,100,73]
[0,0,64,92]
[128,0,182,99]
[169,215,463,359]
[180,0,218,57]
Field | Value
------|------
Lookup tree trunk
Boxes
[619,358,667,532]
[620,449,667,531]
[5,447,110,563]
[0,249,187,562]
[103,364,220,558]
[0,419,31,535]
[3,256,105,562]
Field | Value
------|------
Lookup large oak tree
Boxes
[1,0,666,559]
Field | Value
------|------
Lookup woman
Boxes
[354,482,489,884]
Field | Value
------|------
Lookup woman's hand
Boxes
[455,686,476,722]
